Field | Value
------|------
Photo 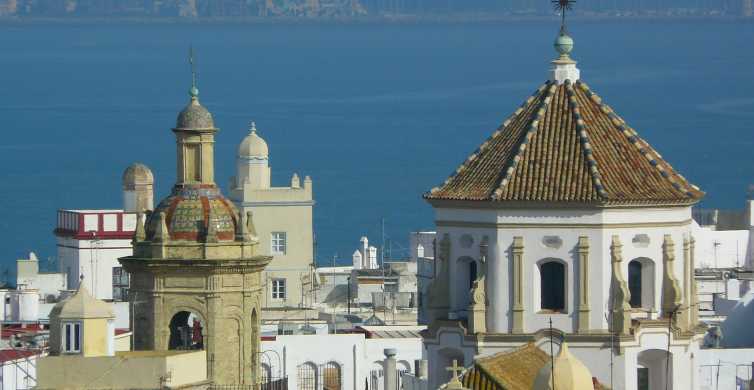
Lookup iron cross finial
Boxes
[552,0,576,32]
[189,45,199,98]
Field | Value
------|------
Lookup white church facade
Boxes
[421,29,706,390]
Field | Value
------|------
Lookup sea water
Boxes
[0,20,752,272]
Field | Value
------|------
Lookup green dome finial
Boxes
[554,30,574,57]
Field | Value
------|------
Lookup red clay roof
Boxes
[425,80,704,206]
[0,349,40,363]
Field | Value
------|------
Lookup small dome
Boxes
[122,163,154,187]
[176,98,216,130]
[238,122,269,158]
[49,285,114,320]
[532,343,593,390]
[146,185,239,243]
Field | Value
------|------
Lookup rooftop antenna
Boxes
[188,46,199,98]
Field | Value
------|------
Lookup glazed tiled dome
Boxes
[146,186,238,242]
[176,98,215,130]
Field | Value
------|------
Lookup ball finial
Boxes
[554,31,574,56]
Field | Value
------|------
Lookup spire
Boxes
[250,121,257,134]
[549,0,580,84]
[189,46,199,100]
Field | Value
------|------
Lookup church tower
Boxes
[120,58,271,386]
[422,6,705,389]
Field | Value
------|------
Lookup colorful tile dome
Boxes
[146,185,238,242]
[175,95,216,131]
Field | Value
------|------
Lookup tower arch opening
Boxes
[168,311,204,350]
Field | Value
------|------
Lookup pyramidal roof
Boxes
[425,35,704,207]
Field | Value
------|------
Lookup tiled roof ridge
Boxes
[427,82,551,198]
[576,81,700,199]
[491,81,557,200]
[566,80,609,199]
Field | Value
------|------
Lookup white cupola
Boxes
[236,122,271,189]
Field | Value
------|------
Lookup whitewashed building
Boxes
[54,209,136,301]
[260,325,424,390]
[421,27,706,390]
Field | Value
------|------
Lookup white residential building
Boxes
[260,325,424,389]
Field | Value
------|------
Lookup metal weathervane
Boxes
[552,0,576,32]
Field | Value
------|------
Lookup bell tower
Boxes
[119,51,271,386]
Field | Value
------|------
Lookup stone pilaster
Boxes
[681,235,693,331]
[468,236,488,334]
[690,235,700,328]
[426,234,451,323]
[609,235,632,335]
[662,234,684,323]
[577,236,591,333]
[512,237,525,334]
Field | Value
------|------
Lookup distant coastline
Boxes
[0,14,752,25]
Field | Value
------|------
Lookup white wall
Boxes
[261,332,423,389]
[57,237,132,301]
[697,348,754,390]
[693,224,751,269]
[439,206,695,334]
[0,355,37,390]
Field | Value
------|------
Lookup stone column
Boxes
[609,235,632,335]
[577,236,591,333]
[383,348,397,390]
[427,234,451,323]
[512,237,525,334]
[662,235,684,325]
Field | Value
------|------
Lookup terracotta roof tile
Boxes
[426,80,704,206]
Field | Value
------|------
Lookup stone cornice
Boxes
[435,219,693,230]
[120,256,272,274]
[426,199,697,210]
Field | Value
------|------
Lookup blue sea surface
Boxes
[0,20,752,274]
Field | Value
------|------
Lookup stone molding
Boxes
[661,234,684,324]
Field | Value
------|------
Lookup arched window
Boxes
[168,311,203,350]
[629,260,643,308]
[260,363,271,384]
[323,361,341,390]
[540,261,565,312]
[417,244,425,258]
[469,260,478,289]
[628,258,655,311]
[298,362,317,390]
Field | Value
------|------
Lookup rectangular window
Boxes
[63,322,81,353]
[272,279,286,300]
[112,267,130,302]
[271,232,287,254]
